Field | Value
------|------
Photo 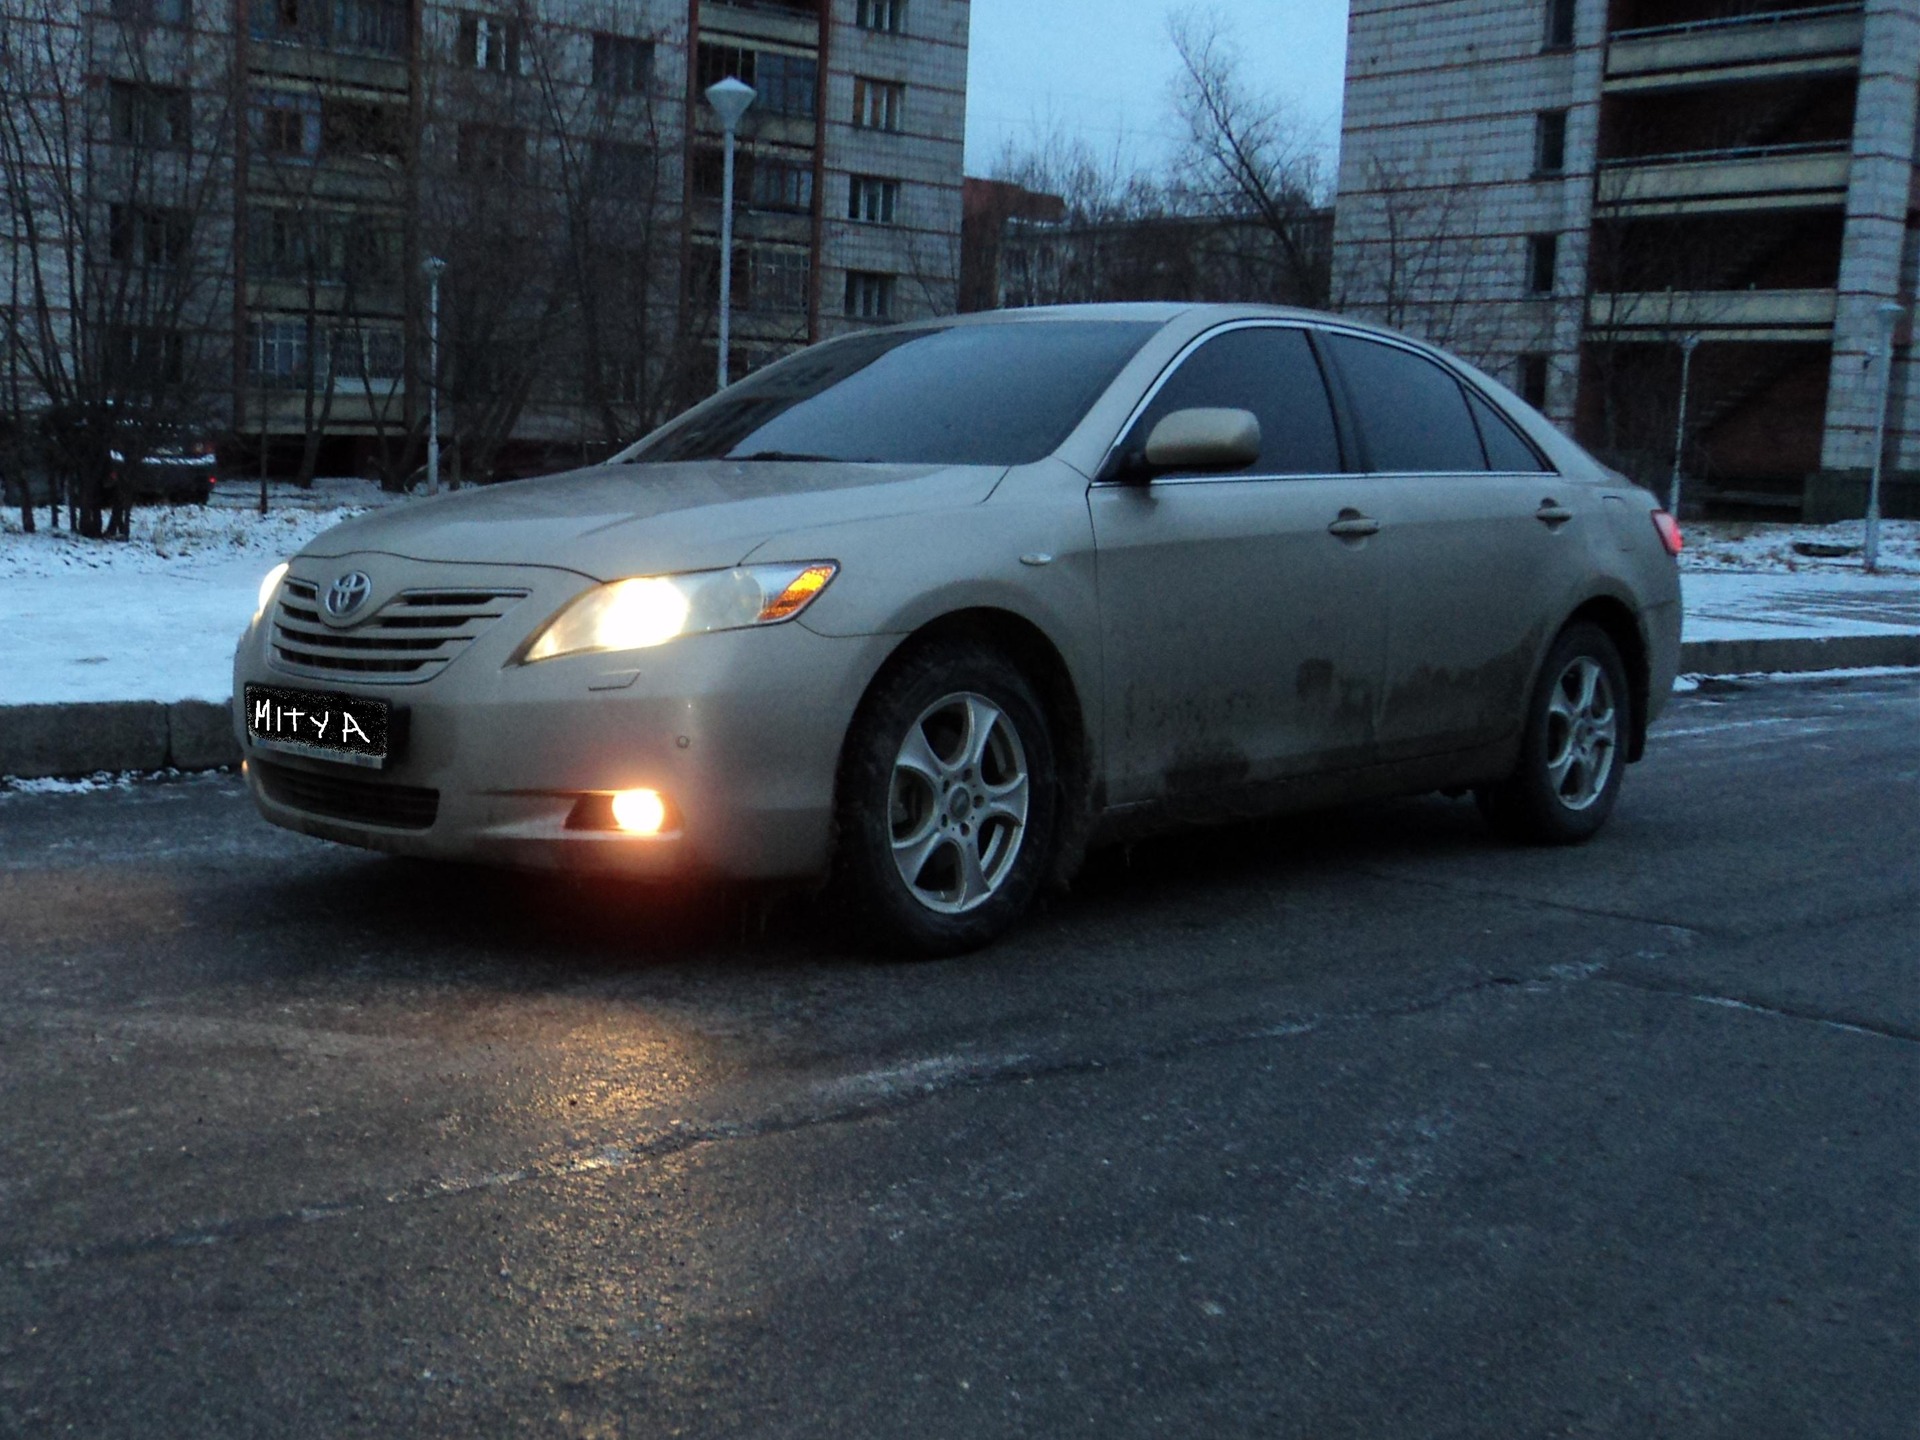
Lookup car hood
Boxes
[299,460,1007,580]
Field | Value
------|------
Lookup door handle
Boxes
[1327,513,1380,538]
[1535,502,1574,526]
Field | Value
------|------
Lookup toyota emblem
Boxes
[323,570,373,618]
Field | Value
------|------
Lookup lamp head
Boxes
[705,77,756,130]
[421,255,447,280]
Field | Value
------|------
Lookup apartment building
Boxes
[1332,0,1919,517]
[0,0,967,479]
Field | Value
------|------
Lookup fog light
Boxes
[610,788,667,835]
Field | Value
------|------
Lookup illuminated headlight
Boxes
[255,561,290,621]
[523,562,837,663]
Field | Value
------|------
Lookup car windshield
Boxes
[622,320,1160,467]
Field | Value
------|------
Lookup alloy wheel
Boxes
[887,691,1031,914]
[1544,655,1617,811]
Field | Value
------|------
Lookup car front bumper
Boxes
[233,560,896,882]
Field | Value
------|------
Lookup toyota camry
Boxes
[234,304,1683,953]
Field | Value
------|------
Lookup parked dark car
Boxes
[2,423,217,507]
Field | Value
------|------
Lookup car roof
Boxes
[924,301,1438,348]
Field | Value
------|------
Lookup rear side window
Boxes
[1323,333,1487,474]
[1466,388,1552,472]
[1125,326,1342,475]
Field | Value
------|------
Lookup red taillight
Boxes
[1651,510,1683,556]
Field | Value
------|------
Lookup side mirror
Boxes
[1119,407,1261,482]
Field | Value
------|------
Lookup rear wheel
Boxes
[1477,622,1628,844]
[834,643,1057,956]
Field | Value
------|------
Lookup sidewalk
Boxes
[2,504,1917,779]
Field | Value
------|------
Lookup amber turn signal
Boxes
[757,564,837,623]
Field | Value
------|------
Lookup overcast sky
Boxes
[962,0,1352,180]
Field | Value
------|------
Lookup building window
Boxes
[1526,233,1558,295]
[110,0,189,27]
[698,41,752,90]
[697,44,816,119]
[332,0,407,55]
[457,12,520,73]
[251,90,318,157]
[250,317,310,387]
[757,53,816,118]
[1535,110,1567,176]
[330,324,405,385]
[845,269,893,320]
[1518,354,1550,409]
[322,98,406,160]
[108,81,190,149]
[107,325,185,385]
[751,157,814,213]
[109,204,190,268]
[458,123,525,176]
[852,77,903,131]
[592,33,653,94]
[752,247,810,313]
[855,0,903,33]
[848,175,899,224]
[1544,0,1575,50]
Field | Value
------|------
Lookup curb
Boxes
[0,700,237,780]
[1678,632,1920,677]
[2,635,1917,780]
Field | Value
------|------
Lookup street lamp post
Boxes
[1865,300,1905,573]
[422,255,446,497]
[1668,332,1700,516]
[704,76,755,391]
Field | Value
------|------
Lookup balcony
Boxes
[699,1,819,48]
[1606,4,1864,92]
[1596,141,1851,216]
[1585,288,1837,341]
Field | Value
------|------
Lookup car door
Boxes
[1089,324,1388,808]
[1318,331,1579,762]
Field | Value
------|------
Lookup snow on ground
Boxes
[1680,518,1920,576]
[1,489,390,705]
[0,497,1915,707]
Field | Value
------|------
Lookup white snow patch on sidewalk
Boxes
[1682,570,1920,642]
[1680,518,1919,576]
[0,502,376,704]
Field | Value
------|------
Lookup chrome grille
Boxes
[272,578,527,684]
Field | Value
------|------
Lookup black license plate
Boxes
[245,684,391,768]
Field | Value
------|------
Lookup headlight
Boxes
[522,562,837,663]
[255,561,289,621]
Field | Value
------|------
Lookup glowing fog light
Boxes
[610,788,668,835]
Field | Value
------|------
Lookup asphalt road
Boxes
[1,675,1915,1439]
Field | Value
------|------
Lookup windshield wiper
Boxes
[733,450,842,463]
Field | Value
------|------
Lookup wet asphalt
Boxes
[0,674,1915,1438]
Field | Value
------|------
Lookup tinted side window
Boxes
[1324,334,1487,474]
[1128,326,1342,476]
[1467,389,1552,472]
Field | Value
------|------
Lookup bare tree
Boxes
[0,0,234,538]
[1166,9,1330,307]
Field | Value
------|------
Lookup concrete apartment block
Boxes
[0,0,968,475]
[1334,0,1919,519]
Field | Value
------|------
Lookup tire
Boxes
[833,642,1058,956]
[1477,622,1629,845]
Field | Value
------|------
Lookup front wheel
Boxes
[833,643,1057,956]
[1477,622,1629,845]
